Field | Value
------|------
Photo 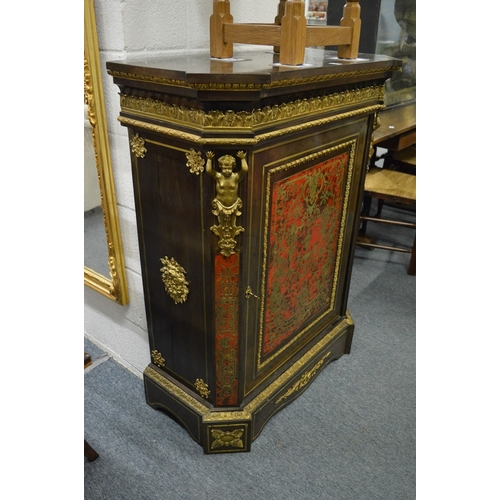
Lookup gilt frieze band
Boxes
[119,85,385,132]
[118,104,384,146]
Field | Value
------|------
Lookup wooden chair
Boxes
[357,148,416,275]
[390,144,416,174]
[210,0,361,66]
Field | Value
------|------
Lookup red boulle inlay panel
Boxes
[262,153,349,358]
[214,253,240,406]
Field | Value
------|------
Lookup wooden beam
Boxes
[224,24,352,52]
[224,24,282,47]
[306,26,352,47]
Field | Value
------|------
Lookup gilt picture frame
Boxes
[84,0,128,305]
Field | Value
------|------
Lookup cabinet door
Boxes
[241,116,370,398]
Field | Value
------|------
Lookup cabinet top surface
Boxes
[106,49,401,85]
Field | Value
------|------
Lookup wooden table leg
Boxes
[84,439,99,462]
[84,352,92,369]
[407,237,416,276]
[210,0,234,59]
[279,1,307,65]
[84,352,99,461]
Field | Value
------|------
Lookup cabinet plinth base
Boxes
[144,313,354,454]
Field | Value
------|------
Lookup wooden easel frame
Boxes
[210,0,361,66]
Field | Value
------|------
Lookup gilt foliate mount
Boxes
[160,256,189,304]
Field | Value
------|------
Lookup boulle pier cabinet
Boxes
[107,48,400,454]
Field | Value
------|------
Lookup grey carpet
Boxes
[85,204,416,500]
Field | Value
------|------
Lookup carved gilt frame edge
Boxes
[84,0,129,305]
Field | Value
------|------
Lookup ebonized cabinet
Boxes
[107,49,400,453]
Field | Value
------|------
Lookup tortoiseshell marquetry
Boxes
[262,153,349,359]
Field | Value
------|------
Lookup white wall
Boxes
[84,0,278,377]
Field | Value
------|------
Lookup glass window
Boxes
[376,0,416,106]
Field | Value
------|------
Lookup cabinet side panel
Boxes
[131,134,212,392]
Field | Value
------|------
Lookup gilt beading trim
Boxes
[108,67,395,91]
[275,352,330,404]
[143,311,352,423]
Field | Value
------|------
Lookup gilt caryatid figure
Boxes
[206,151,249,257]
[210,0,361,66]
